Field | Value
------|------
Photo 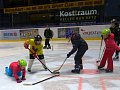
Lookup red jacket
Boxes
[104,33,120,51]
[10,62,26,80]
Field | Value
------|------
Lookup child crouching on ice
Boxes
[98,28,120,72]
[5,59,27,83]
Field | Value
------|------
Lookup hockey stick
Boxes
[96,38,103,72]
[53,57,67,73]
[50,38,54,51]
[96,47,106,72]
[96,40,105,72]
[97,38,103,62]
[23,74,59,86]
[96,46,105,64]
[27,48,59,74]
[99,47,105,61]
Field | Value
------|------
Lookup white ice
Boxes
[0,40,120,90]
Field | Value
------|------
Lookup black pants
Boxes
[115,40,120,56]
[45,38,50,47]
[30,54,44,59]
[74,47,88,69]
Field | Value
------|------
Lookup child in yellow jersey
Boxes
[24,35,47,72]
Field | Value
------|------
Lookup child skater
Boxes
[24,35,47,72]
[98,28,120,72]
[5,59,27,83]
[67,33,88,73]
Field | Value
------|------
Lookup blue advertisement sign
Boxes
[1,30,20,40]
[58,27,79,38]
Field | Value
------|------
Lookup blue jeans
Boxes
[5,67,22,77]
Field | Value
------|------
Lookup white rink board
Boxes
[0,25,110,40]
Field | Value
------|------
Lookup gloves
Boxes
[32,46,38,52]
[33,53,38,58]
[16,76,26,83]
[67,53,71,58]
[21,76,26,80]
[24,43,29,49]
[16,79,22,83]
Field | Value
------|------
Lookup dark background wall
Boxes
[104,0,120,16]
[0,0,120,29]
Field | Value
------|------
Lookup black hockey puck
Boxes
[52,71,60,74]
[55,71,60,74]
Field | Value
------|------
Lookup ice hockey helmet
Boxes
[34,35,42,41]
[71,33,81,40]
[101,28,111,36]
[19,59,27,67]
[111,19,117,23]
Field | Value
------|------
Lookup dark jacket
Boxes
[44,28,53,38]
[110,23,120,41]
[69,33,88,55]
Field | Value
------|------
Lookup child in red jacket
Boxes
[5,59,27,83]
[98,28,120,72]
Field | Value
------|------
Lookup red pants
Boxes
[100,48,115,70]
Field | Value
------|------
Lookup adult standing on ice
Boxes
[43,26,53,49]
[110,19,120,61]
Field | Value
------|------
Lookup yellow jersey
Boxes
[26,39,43,55]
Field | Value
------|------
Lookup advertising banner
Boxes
[1,30,20,40]
[20,29,38,39]
[58,27,79,38]
[57,25,109,39]
[58,6,103,23]
[79,26,102,39]
[4,0,104,13]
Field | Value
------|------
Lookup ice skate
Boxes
[105,69,113,73]
[27,68,31,72]
[43,67,47,71]
[98,66,104,70]
[47,46,51,49]
[43,46,47,49]
[71,68,80,74]
[80,65,83,70]
[113,56,119,61]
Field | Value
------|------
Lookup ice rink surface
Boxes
[0,40,120,90]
